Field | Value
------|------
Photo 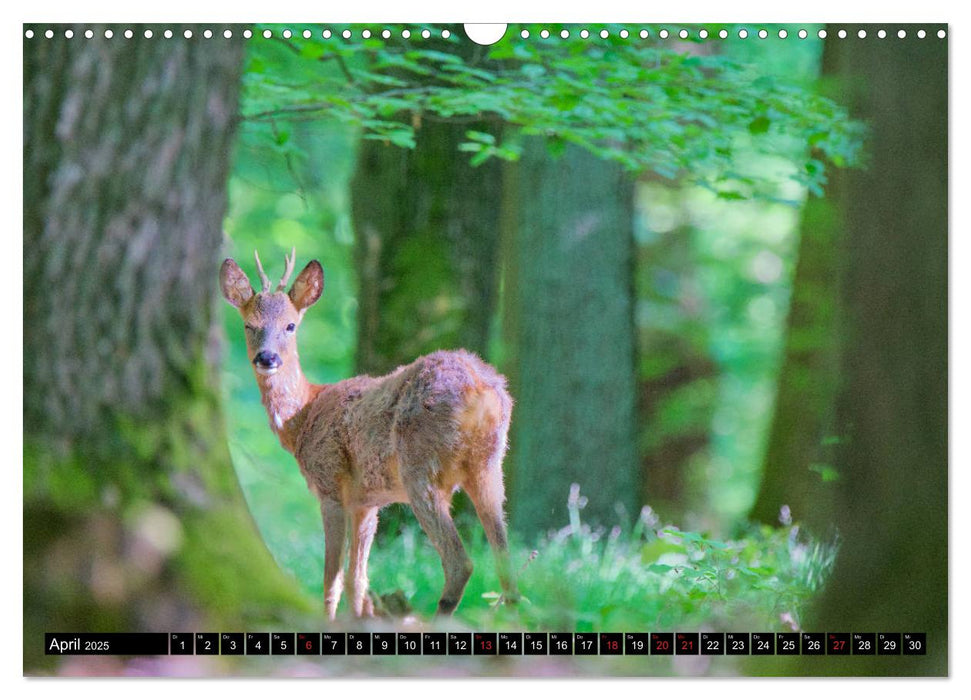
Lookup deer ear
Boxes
[219,258,254,308]
[289,260,324,311]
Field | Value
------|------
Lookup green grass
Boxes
[370,490,837,634]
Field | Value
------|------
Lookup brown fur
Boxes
[220,253,518,618]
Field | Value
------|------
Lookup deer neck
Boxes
[255,355,317,453]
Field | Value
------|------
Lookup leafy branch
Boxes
[240,23,866,197]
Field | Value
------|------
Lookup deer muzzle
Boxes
[253,350,282,376]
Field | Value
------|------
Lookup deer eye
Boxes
[286,323,296,333]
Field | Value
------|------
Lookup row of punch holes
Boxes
[24,26,948,41]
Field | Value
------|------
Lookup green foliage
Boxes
[260,485,838,635]
[241,23,865,196]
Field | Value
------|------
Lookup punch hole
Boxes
[520,29,529,39]
[620,29,629,39]
[263,29,272,38]
[402,29,411,38]
[442,29,451,38]
[65,29,74,38]
[183,29,191,39]
[758,29,767,39]
[917,29,926,38]
[303,29,312,39]
[877,29,886,39]
[798,29,808,39]
[699,29,708,39]
[342,30,351,39]
[323,30,332,39]
[362,29,372,38]
[838,29,847,39]
[24,29,34,38]
[144,29,152,39]
[243,29,252,39]
[421,29,431,38]
[778,29,788,39]
[283,29,292,39]
[898,30,907,38]
[738,29,748,39]
[203,29,213,39]
[541,29,550,39]
[937,29,946,38]
[224,29,233,39]
[719,29,728,39]
[105,29,114,39]
[85,29,94,38]
[464,24,507,46]
[382,29,391,38]
[124,29,133,39]
[580,29,590,39]
[600,29,609,39]
[640,29,650,39]
[659,29,668,39]
[679,29,688,39]
[818,29,827,39]
[857,30,867,38]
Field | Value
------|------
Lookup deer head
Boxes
[219,248,324,377]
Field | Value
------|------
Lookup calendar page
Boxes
[23,21,947,678]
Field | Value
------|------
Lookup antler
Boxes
[253,250,272,293]
[277,246,296,292]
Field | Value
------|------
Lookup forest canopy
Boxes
[241,24,865,196]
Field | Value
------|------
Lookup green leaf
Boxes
[748,115,771,135]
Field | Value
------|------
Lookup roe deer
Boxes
[220,248,519,618]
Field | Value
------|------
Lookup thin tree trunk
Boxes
[24,24,309,673]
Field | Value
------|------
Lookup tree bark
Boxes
[24,24,310,673]
[503,140,640,534]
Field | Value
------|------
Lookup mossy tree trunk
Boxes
[503,141,640,535]
[24,24,310,673]
[795,25,948,676]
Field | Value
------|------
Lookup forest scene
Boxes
[23,23,947,677]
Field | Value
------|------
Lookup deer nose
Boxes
[253,351,282,371]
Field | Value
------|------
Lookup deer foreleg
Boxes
[346,506,378,617]
[321,498,346,620]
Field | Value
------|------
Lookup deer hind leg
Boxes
[321,498,346,620]
[403,470,473,615]
[346,506,379,617]
[464,465,520,605]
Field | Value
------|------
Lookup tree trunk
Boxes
[503,140,640,534]
[797,25,948,676]
[24,24,309,673]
